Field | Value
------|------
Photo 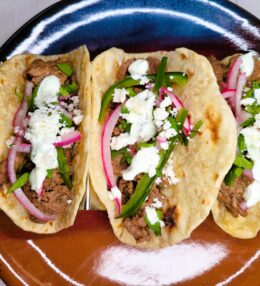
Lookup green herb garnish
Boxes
[60,113,73,127]
[47,169,53,179]
[240,117,255,128]
[59,81,78,96]
[120,105,129,114]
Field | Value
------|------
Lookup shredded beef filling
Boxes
[24,148,73,221]
[217,175,253,217]
[118,177,134,205]
[123,210,151,242]
[117,57,160,80]
[23,181,72,217]
[122,184,164,241]
[27,59,69,85]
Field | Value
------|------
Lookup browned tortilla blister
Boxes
[0,46,91,233]
[89,47,237,248]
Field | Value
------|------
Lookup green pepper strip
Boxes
[118,139,176,218]
[8,173,30,193]
[233,155,253,170]
[98,72,188,123]
[145,209,163,236]
[224,165,243,186]
[57,147,72,189]
[98,78,140,122]
[153,57,168,93]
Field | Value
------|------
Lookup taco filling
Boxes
[210,52,260,218]
[0,59,83,223]
[99,57,202,241]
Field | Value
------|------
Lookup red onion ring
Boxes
[101,104,122,214]
[13,81,33,137]
[54,130,81,147]
[235,72,247,124]
[221,89,236,99]
[7,142,55,221]
[227,58,242,89]
[159,87,191,135]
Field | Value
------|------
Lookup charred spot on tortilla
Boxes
[186,68,194,78]
[213,173,219,181]
[205,107,222,144]
[179,52,188,61]
[163,206,177,228]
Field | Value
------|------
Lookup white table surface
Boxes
[0,0,259,48]
[0,0,259,285]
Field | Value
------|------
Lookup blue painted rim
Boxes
[0,0,259,61]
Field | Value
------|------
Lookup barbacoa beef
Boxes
[123,209,151,242]
[117,57,160,80]
[27,59,68,85]
[218,174,253,217]
[24,176,72,217]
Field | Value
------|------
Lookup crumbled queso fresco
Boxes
[9,74,83,194]
[110,59,182,186]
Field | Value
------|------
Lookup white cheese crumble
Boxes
[108,186,122,202]
[160,96,172,108]
[244,181,260,208]
[160,141,169,150]
[31,143,58,169]
[111,90,156,150]
[122,147,160,180]
[151,198,163,209]
[29,168,47,192]
[241,118,260,207]
[254,89,260,105]
[162,158,179,185]
[73,114,83,125]
[145,206,165,227]
[128,59,150,85]
[29,144,58,191]
[255,113,260,128]
[34,75,60,107]
[113,88,128,103]
[240,97,255,106]
[128,59,149,77]
[25,107,60,144]
[239,52,255,77]
[153,107,169,127]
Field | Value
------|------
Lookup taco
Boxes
[0,46,90,233]
[210,52,260,238]
[90,47,237,248]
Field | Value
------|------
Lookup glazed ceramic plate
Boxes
[0,0,259,285]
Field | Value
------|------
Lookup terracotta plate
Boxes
[0,0,259,285]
